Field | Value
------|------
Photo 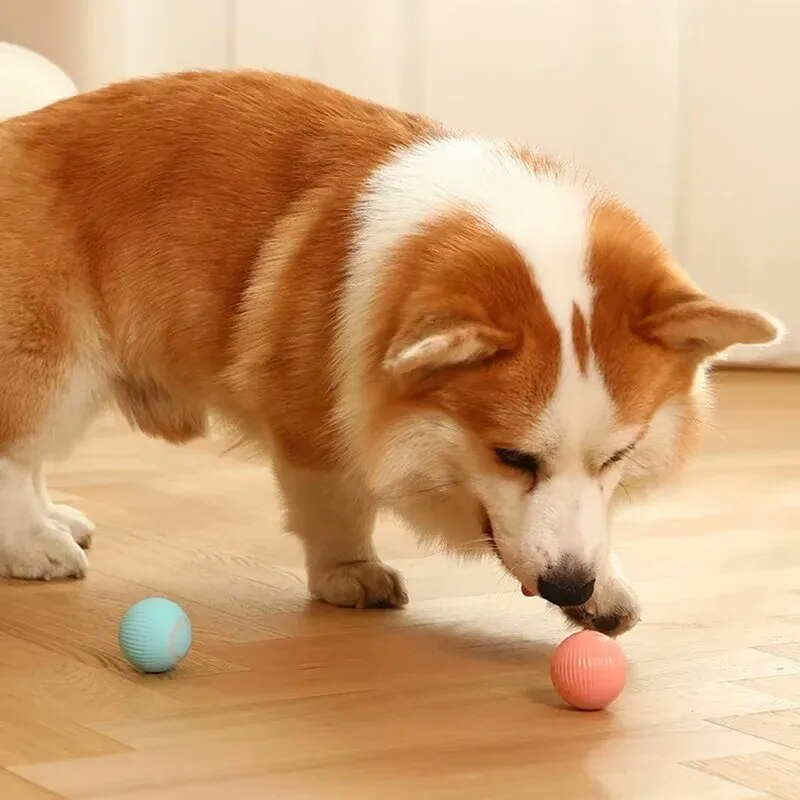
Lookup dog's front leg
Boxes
[274,459,408,609]
[561,551,641,637]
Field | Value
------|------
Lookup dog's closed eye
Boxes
[600,443,636,471]
[494,447,541,475]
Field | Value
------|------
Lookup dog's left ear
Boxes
[637,297,782,356]
[383,315,515,379]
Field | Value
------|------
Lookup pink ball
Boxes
[550,630,628,710]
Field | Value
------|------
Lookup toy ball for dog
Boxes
[550,630,627,710]
[118,597,192,673]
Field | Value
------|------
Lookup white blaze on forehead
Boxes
[532,362,618,461]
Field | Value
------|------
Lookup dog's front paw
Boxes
[0,519,88,580]
[561,576,641,637]
[309,560,409,609]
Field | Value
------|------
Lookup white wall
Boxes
[235,0,412,110]
[0,0,228,89]
[1,0,796,364]
[677,0,800,366]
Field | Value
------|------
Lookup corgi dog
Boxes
[0,71,779,635]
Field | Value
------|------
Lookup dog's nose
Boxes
[537,575,596,607]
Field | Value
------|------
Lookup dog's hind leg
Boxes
[0,134,112,578]
[0,295,110,579]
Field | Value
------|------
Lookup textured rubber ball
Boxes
[118,597,192,673]
[550,630,627,710]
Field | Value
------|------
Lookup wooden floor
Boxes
[2,372,800,799]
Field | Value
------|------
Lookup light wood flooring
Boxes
[2,371,800,799]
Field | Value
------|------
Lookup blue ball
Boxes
[118,597,192,673]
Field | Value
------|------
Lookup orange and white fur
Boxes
[0,71,779,635]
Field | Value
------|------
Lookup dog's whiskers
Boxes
[449,537,493,554]
[380,481,463,502]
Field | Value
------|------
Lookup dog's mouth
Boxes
[481,507,536,597]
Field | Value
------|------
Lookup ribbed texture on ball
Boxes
[118,597,192,673]
[550,631,627,710]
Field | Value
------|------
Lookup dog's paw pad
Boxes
[310,560,408,609]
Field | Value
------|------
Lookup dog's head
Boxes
[340,141,780,612]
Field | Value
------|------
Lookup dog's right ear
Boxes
[636,297,782,357]
[383,315,515,380]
